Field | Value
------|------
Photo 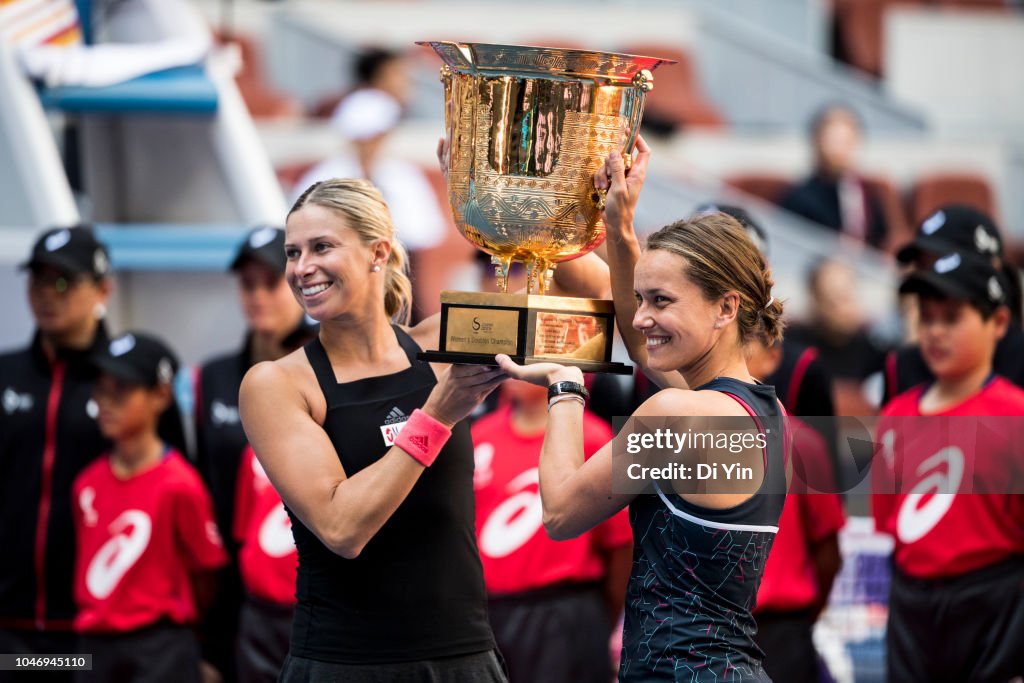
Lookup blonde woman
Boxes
[240,178,606,681]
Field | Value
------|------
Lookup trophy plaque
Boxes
[416,41,673,374]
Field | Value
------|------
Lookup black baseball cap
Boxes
[91,332,180,388]
[229,226,286,274]
[20,226,110,279]
[899,250,1008,315]
[694,202,769,257]
[896,204,1003,264]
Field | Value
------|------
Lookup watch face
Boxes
[548,381,589,401]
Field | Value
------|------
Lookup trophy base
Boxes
[417,351,633,375]
[419,291,633,376]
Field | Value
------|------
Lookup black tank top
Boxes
[288,326,494,663]
[620,378,787,682]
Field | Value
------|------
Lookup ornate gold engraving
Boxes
[419,41,674,294]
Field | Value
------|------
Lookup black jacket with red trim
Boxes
[0,328,110,630]
[194,342,250,543]
[766,341,835,417]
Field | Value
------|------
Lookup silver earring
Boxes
[372,264,381,273]
[94,303,107,320]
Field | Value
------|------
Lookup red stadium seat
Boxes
[832,0,925,77]
[930,0,1008,7]
[619,43,725,132]
[909,172,997,226]
[214,31,302,120]
[723,173,793,205]
[275,161,317,196]
[863,175,913,256]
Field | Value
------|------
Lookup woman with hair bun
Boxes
[239,177,608,681]
[496,138,789,681]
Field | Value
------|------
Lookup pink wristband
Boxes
[395,409,452,467]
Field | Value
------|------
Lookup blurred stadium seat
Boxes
[214,32,302,120]
[832,0,925,77]
[276,160,318,196]
[909,171,997,225]
[723,172,793,205]
[619,44,725,133]
[930,0,1008,7]
[863,175,913,255]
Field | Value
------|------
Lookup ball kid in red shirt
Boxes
[473,380,633,683]
[72,332,226,683]
[872,251,1024,682]
[746,333,845,683]
[232,444,297,682]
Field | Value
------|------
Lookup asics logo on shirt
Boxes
[206,521,224,548]
[258,505,295,558]
[473,442,495,489]
[479,467,543,559]
[79,486,99,527]
[250,452,273,491]
[2,388,33,414]
[897,446,965,544]
[211,400,240,426]
[86,510,152,600]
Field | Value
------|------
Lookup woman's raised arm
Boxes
[599,136,687,390]
[240,358,504,559]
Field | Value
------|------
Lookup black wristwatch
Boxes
[547,380,590,403]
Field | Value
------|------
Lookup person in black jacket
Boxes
[0,226,112,681]
[193,226,314,682]
[780,103,889,249]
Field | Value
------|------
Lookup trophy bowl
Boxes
[416,41,674,373]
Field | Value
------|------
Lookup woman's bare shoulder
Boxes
[634,387,745,417]
[241,347,325,420]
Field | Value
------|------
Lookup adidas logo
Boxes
[379,408,409,446]
[384,406,408,425]
[408,435,429,452]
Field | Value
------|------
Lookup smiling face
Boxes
[917,295,1007,381]
[285,204,386,322]
[632,249,725,373]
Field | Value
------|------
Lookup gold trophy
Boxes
[416,41,673,373]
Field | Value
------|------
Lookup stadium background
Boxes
[3,1,1023,680]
